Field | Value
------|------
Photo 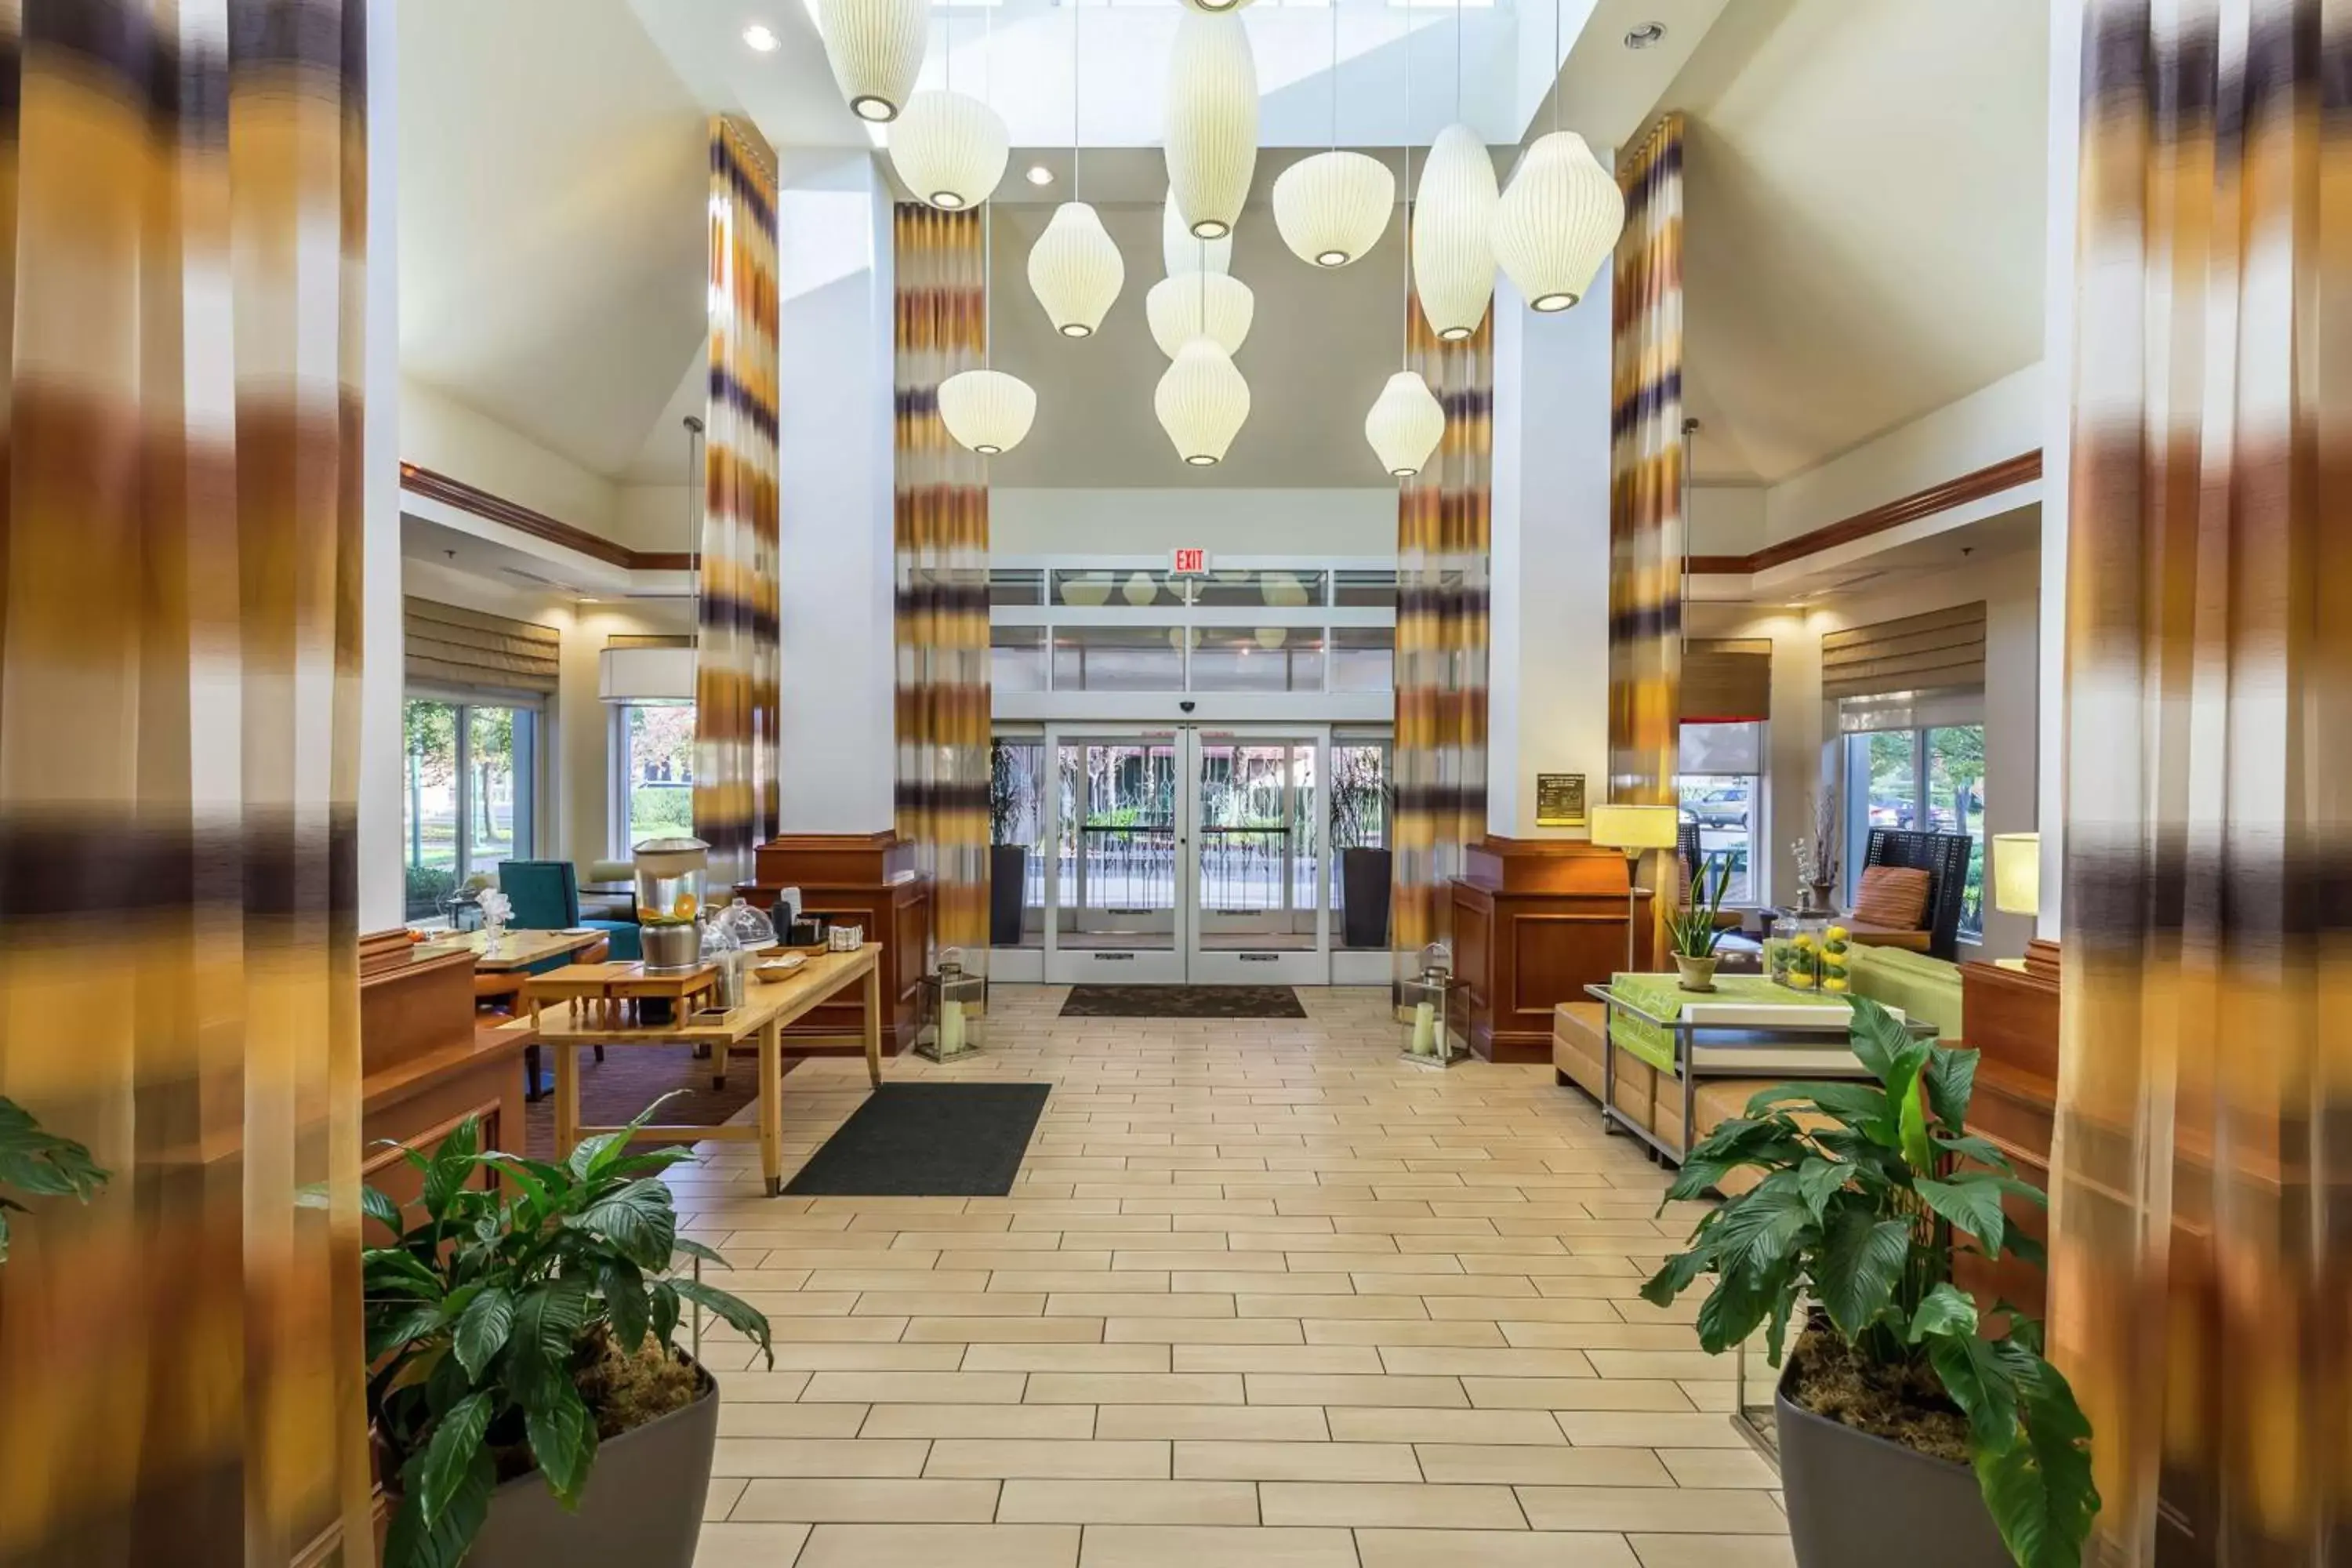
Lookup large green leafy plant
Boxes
[0,1096,107,1261]
[1642,998,2097,1568]
[364,1104,773,1568]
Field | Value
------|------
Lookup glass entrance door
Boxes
[1051,731,1185,984]
[1190,731,1327,985]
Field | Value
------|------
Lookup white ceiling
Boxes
[1674,0,2048,485]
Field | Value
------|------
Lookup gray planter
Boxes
[1776,1370,2010,1568]
[465,1367,720,1568]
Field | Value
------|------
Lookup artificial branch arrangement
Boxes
[1641,999,2096,1568]
[0,1096,108,1262]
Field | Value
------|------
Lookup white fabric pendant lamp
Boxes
[1028,201,1124,337]
[818,0,929,122]
[1180,0,1257,11]
[1273,152,1393,269]
[1144,271,1253,358]
[938,368,1035,456]
[1162,190,1233,276]
[1164,11,1258,241]
[1493,131,1623,312]
[1155,336,1250,466]
[1413,124,1499,339]
[1363,370,1445,477]
[890,89,1008,210]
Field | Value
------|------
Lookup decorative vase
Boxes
[1672,953,1719,992]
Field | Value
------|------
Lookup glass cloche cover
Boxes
[710,896,777,955]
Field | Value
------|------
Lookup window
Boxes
[402,698,539,920]
[615,702,695,856]
[1678,720,1763,905]
[1841,722,1986,942]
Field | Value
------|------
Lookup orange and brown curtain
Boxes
[0,2,372,1561]
[1390,259,1491,976]
[2049,2,2348,1559]
[892,204,991,963]
[695,116,782,887]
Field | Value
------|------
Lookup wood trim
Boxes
[1686,450,2043,577]
[400,463,699,575]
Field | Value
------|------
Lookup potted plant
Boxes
[1664,851,1732,991]
[988,740,1028,948]
[1333,749,1391,951]
[1642,998,2096,1568]
[0,1096,107,1261]
[365,1103,774,1568]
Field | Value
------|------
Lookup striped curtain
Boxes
[695,116,783,889]
[2050,3,2348,1559]
[892,205,990,964]
[0,3,373,1562]
[1390,263,1492,978]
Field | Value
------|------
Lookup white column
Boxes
[2037,0,2082,940]
[1486,264,1616,839]
[775,152,898,835]
[358,0,404,931]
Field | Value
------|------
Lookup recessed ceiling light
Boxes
[1025,164,1055,186]
[742,21,780,52]
[1624,21,1667,48]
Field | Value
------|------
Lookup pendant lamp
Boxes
[1145,271,1253,358]
[1412,125,1498,339]
[1493,132,1621,311]
[1363,371,1444,477]
[1274,153,1393,269]
[1155,336,1250,466]
[1179,0,1257,11]
[890,89,1008,210]
[1162,190,1233,276]
[938,368,1036,455]
[818,0,929,122]
[1028,202,1124,336]
[1164,11,1258,241]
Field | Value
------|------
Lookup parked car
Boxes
[1684,787,1749,829]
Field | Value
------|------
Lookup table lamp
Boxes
[1590,803,1682,972]
[1991,833,2040,916]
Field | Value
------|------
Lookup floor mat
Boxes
[782,1083,1052,1197]
[1059,984,1308,1019]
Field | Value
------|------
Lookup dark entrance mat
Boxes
[782,1083,1051,1197]
[1060,985,1308,1019]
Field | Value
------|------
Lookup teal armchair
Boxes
[497,859,641,962]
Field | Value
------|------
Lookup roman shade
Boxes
[404,597,560,695]
[1680,637,1771,722]
[1820,602,1985,702]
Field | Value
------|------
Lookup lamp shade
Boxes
[1272,150,1394,268]
[1062,575,1113,606]
[937,368,1036,456]
[1412,123,1500,340]
[1026,201,1124,337]
[1492,131,1624,313]
[1179,0,1257,10]
[1145,271,1254,358]
[817,0,928,122]
[1589,803,1679,851]
[1991,832,2041,916]
[1363,370,1445,477]
[1162,190,1233,276]
[1258,570,1307,607]
[1154,336,1250,466]
[1164,11,1258,240]
[888,89,1008,210]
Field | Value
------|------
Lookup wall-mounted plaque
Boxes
[1535,773,1588,829]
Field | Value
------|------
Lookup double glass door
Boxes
[1044,726,1328,985]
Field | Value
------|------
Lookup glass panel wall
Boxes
[1678,720,1763,905]
[404,696,540,921]
[1840,721,1987,943]
[991,625,1048,692]
[1190,627,1327,691]
[1051,626,1187,691]
[619,702,695,852]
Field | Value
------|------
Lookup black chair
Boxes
[1860,828,1973,960]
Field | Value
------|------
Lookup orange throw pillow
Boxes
[1853,865,1932,929]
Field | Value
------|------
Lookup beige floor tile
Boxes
[758,1344,967,1372]
[1300,1319,1508,1348]
[1379,1347,1598,1377]
[993,1269,1174,1293]
[719,1403,869,1438]
[702,1477,747,1521]
[1413,1444,1675,1486]
[1171,1437,1421,1483]
[1463,1377,1694,1411]
[1104,1318,1305,1344]
[731,1478,1000,1523]
[691,1522,811,1566]
[1552,1412,1751,1447]
[710,1438,931,1477]
[1051,1292,1236,1317]
[1351,1272,1536,1297]
[1244,1374,1467,1407]
[1516,1487,1791,1534]
[859,1403,1096,1439]
[1657,1448,1784,1488]
[1424,1296,1624,1322]
[800,1370,1029,1404]
[902,1315,1105,1342]
[1355,1530,1640,1567]
[716,1371,815,1403]
[1027,1371,1246,1404]
[1626,1534,1798,1568]
[1500,1321,1705,1350]
[1237,1294,1432,1319]
[1170,1345,1383,1374]
[1588,1351,1739,1380]
[793,1523,1081,1568]
[1077,1526,1359,1568]
[1322,1408,1568,1445]
[1094,1404,1332,1441]
[996,1479,1260,1525]
[1258,1481,1526,1529]
[926,1439,1171,1479]
[964,1343,1170,1373]
[852,1292,1047,1317]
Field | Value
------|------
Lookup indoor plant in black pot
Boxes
[365,1105,773,1568]
[1333,750,1391,950]
[988,740,1028,948]
[1642,998,2096,1568]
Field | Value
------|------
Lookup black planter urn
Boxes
[1340,847,1392,951]
[464,1370,720,1568]
[1775,1373,2012,1568]
[989,844,1029,948]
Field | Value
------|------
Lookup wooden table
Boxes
[416,927,609,972]
[514,943,884,1196]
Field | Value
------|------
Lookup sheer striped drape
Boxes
[0,3,373,1562]
[2050,3,2349,1559]
[892,204,990,962]
[695,116,782,889]
[1390,269,1491,980]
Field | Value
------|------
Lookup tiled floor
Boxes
[672,985,1789,1568]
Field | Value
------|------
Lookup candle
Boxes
[939,998,966,1057]
[1410,1000,1436,1056]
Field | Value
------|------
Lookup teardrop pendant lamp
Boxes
[1145,271,1253,358]
[1492,0,1623,312]
[889,93,1007,211]
[1179,0,1257,11]
[1164,11,1258,241]
[1413,123,1497,339]
[1027,0,1123,336]
[818,0,929,122]
[936,18,1033,456]
[1273,0,1391,268]
[1161,190,1232,277]
[1156,335,1250,466]
[1364,371,1444,477]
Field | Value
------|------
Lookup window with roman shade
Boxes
[403,597,560,695]
[1679,637,1771,722]
[1821,603,1986,703]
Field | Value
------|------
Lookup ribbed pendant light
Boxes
[1273,0,1391,268]
[818,0,929,122]
[1179,0,1257,12]
[889,89,1007,210]
[1363,371,1444,477]
[1156,335,1250,466]
[1492,1,1623,312]
[1162,190,1232,276]
[938,17,1034,456]
[1413,123,1497,339]
[1029,202,1124,336]
[1145,271,1253,358]
[1164,11,1258,241]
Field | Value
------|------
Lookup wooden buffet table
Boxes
[415,926,608,971]
[508,944,884,1196]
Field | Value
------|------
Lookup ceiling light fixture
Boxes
[1025,163,1054,185]
[742,22,781,52]
[1624,21,1667,49]
[1156,333,1250,466]
[1162,190,1232,276]
[1493,0,1624,312]
[1412,1,1496,339]
[816,0,929,122]
[1272,0,1391,268]
[1164,10,1258,240]
[1364,10,1443,481]
[887,9,1004,209]
[1180,0,1257,13]
[938,3,1036,457]
[1145,270,1254,358]
[1027,0,1123,336]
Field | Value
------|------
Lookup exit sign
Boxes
[1171,547,1210,575]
